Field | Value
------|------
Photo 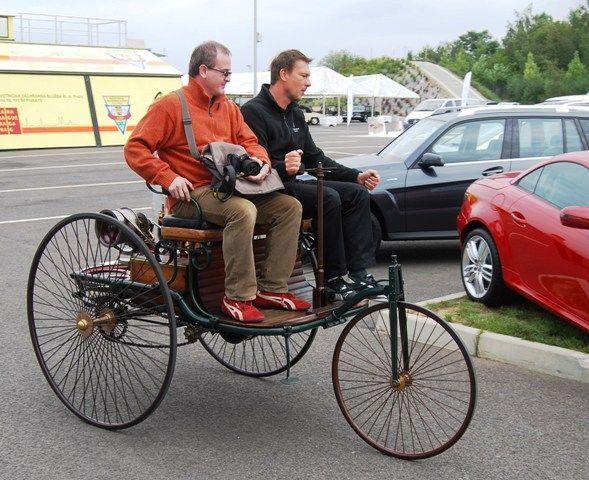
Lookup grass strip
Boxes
[425,296,589,354]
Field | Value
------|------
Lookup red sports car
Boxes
[457,151,589,332]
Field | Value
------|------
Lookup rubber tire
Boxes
[27,213,177,429]
[310,116,320,125]
[332,302,477,459]
[461,227,508,306]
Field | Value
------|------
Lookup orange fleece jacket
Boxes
[124,77,270,207]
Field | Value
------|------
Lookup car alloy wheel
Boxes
[461,228,508,305]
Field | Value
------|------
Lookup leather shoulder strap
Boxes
[174,89,202,160]
[173,89,233,201]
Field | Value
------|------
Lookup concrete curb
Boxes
[419,293,589,383]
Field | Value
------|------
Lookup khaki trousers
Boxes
[173,186,302,301]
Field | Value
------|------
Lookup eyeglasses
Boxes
[207,66,232,78]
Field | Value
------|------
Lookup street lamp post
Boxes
[253,0,261,95]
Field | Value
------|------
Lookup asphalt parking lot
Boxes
[0,124,587,480]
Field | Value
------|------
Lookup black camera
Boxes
[226,153,262,177]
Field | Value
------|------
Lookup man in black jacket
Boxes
[241,49,381,300]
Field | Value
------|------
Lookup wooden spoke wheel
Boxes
[27,213,177,429]
[332,302,476,459]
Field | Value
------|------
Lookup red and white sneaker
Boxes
[221,297,264,323]
[254,291,311,311]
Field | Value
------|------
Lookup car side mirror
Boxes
[560,206,589,230]
[418,153,444,168]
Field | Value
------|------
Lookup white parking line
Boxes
[0,180,143,194]
[0,150,120,160]
[0,162,125,173]
[0,206,151,225]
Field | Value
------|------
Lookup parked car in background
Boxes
[456,151,589,333]
[403,98,485,128]
[539,94,589,107]
[298,105,324,125]
[341,105,374,123]
[338,105,589,252]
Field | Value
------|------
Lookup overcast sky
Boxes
[9,1,586,73]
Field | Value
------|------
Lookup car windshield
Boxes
[378,117,446,163]
[414,99,446,111]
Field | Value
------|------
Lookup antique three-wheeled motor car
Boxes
[27,171,476,460]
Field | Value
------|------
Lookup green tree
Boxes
[319,50,363,75]
[451,49,473,76]
[565,50,588,81]
[322,4,589,104]
[453,30,500,57]
[319,50,408,77]
[503,8,576,71]
[568,5,589,67]
[562,50,589,94]
[523,52,540,78]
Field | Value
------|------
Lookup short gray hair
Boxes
[188,41,231,77]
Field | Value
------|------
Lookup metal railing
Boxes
[13,13,127,47]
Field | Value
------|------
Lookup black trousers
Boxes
[284,179,375,279]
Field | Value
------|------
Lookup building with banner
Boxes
[0,13,182,150]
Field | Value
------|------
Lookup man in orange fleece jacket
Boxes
[124,40,310,322]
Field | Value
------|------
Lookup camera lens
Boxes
[227,153,262,177]
[241,158,262,176]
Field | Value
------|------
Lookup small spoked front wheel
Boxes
[27,213,177,429]
[332,302,476,459]
[200,329,317,377]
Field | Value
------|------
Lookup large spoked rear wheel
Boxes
[333,302,476,459]
[200,329,317,377]
[27,213,177,429]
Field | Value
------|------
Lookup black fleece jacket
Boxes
[241,84,360,183]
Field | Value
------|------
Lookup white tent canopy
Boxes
[185,68,419,117]
[187,68,418,101]
[222,71,270,95]
[352,74,419,116]
[352,74,419,99]
[305,66,372,96]
[222,66,371,97]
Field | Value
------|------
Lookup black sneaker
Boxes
[326,277,357,302]
[350,274,386,301]
[350,273,380,290]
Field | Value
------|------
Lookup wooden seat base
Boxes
[161,226,224,243]
[160,219,314,244]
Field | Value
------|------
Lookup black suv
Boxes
[340,105,589,250]
[342,106,373,123]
